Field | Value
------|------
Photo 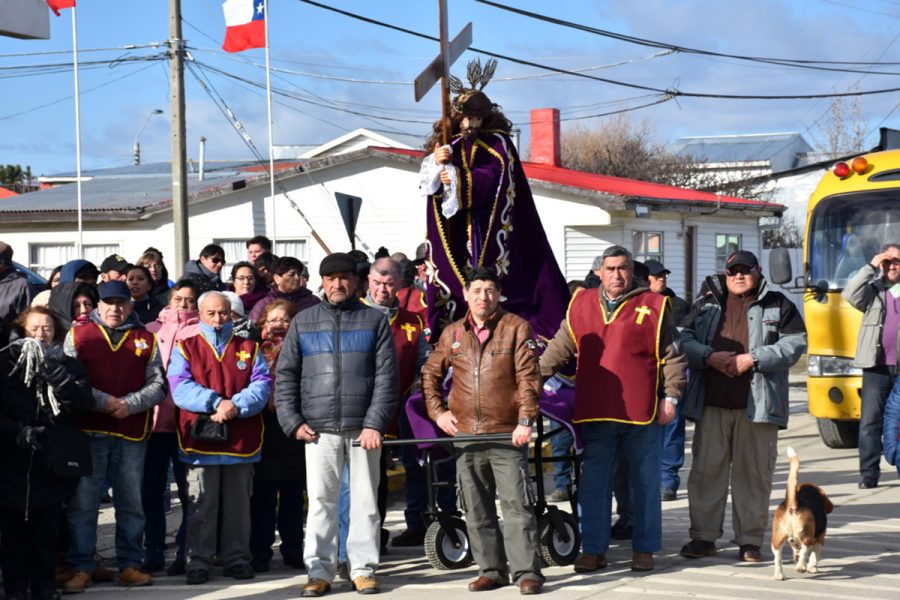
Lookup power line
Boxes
[0,42,165,59]
[476,0,900,75]
[298,0,900,101]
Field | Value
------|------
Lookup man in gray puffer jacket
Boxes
[275,252,398,597]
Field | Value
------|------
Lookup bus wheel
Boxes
[817,418,859,449]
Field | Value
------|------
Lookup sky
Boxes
[3,0,900,176]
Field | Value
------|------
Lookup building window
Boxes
[632,231,663,263]
[29,243,120,278]
[715,233,742,271]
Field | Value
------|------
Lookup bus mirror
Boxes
[768,248,793,285]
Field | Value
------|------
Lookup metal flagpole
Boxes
[263,0,277,245]
[71,5,84,255]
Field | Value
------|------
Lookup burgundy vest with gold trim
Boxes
[388,307,424,437]
[74,322,155,441]
[176,334,264,458]
[567,289,667,424]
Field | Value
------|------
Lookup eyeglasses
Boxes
[234,276,255,282]
[266,318,291,324]
[725,266,756,277]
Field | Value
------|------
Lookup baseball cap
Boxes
[725,250,759,270]
[100,254,130,274]
[319,252,357,277]
[98,280,131,302]
[644,259,671,277]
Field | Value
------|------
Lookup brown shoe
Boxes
[62,571,92,594]
[519,579,542,595]
[302,578,332,597]
[738,545,762,562]
[631,552,654,572]
[91,566,115,583]
[118,566,152,587]
[573,553,607,573]
[55,566,74,585]
[467,576,505,592]
[351,575,380,594]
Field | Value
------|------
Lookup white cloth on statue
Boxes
[418,149,459,219]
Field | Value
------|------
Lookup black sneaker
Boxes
[251,560,270,573]
[186,569,209,585]
[166,558,185,576]
[223,564,255,580]
[140,559,164,574]
[283,555,304,569]
[680,540,717,559]
[391,528,425,547]
[610,518,633,540]
[661,488,677,502]
[859,477,878,489]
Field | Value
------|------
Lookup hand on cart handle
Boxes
[511,424,532,447]
[357,427,383,450]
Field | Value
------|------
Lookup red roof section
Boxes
[371,147,781,209]
[0,187,18,199]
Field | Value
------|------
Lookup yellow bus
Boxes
[770,149,900,448]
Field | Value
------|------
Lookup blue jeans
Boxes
[860,366,897,482]
[67,435,147,572]
[142,432,188,564]
[579,421,662,555]
[338,465,350,563]
[550,425,574,491]
[660,402,686,492]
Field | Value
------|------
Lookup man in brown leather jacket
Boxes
[422,267,543,595]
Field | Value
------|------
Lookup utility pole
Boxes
[169,0,189,276]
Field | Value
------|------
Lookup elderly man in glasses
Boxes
[678,250,806,564]
[182,244,228,294]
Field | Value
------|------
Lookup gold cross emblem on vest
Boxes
[236,350,251,362]
[400,322,417,342]
[634,305,652,325]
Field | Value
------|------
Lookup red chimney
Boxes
[530,108,560,167]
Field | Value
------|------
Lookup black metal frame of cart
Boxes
[359,415,581,570]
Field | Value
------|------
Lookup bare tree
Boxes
[811,84,868,158]
[762,214,803,249]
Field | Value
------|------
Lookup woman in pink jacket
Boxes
[141,279,201,576]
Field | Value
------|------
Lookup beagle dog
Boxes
[771,447,833,580]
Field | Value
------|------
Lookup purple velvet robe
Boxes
[423,130,569,341]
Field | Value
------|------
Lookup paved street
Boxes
[84,374,900,599]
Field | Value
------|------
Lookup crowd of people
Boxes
[2,226,899,599]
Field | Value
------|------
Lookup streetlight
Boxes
[133,108,164,166]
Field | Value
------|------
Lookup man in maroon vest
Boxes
[168,291,272,585]
[62,280,166,593]
[362,258,453,548]
[540,245,687,573]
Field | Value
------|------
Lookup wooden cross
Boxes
[413,0,472,145]
[634,306,653,325]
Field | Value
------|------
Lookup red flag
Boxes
[222,0,266,53]
[47,0,76,17]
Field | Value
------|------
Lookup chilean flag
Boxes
[47,0,76,16]
[222,0,266,53]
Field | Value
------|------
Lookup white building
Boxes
[0,111,783,302]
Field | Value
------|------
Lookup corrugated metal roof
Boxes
[670,133,812,165]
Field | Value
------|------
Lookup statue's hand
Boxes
[434,144,451,164]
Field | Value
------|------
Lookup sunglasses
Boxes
[725,266,756,277]
[209,256,225,264]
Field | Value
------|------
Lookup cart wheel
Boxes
[424,517,473,570]
[538,512,580,566]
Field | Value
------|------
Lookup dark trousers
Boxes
[142,432,188,564]
[860,366,898,481]
[661,402,686,491]
[0,504,61,599]
[249,479,304,564]
[613,450,632,524]
[398,410,457,532]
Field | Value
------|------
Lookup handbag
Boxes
[43,426,93,478]
[192,414,229,442]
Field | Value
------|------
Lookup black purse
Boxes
[192,414,229,442]
[43,426,93,478]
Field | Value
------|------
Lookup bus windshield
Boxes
[809,190,900,290]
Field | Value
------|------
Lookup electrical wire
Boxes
[0,42,165,59]
[298,0,900,100]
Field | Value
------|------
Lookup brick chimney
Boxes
[529,108,560,167]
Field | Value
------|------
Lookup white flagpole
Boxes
[263,0,277,244]
[71,5,84,255]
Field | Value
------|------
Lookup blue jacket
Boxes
[169,321,271,465]
[884,377,900,466]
